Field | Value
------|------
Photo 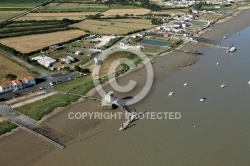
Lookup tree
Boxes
[5,74,17,81]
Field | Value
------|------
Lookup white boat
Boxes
[200,97,207,102]
[119,114,137,131]
[227,46,236,52]
[169,92,175,96]
[220,83,226,88]
[216,62,220,66]
[223,36,226,39]
[248,81,250,85]
[184,83,188,86]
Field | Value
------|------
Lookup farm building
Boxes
[32,56,56,68]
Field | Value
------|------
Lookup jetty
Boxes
[101,92,136,131]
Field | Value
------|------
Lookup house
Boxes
[0,76,35,93]
[12,80,22,91]
[120,40,129,46]
[32,56,56,68]
[163,33,170,38]
[20,76,36,88]
[0,81,15,93]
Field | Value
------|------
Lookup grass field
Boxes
[0,30,85,53]
[0,0,44,12]
[18,12,98,20]
[88,51,141,77]
[0,20,78,38]
[0,121,17,135]
[35,3,108,12]
[102,8,151,16]
[16,76,94,120]
[70,19,155,35]
[0,11,23,22]
[0,54,36,83]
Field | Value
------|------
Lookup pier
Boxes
[101,92,136,130]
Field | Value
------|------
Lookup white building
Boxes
[32,56,56,68]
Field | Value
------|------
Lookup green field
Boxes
[0,0,45,8]
[0,19,78,38]
[34,3,109,13]
[0,121,17,135]
[16,76,94,120]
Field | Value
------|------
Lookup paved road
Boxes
[0,103,39,128]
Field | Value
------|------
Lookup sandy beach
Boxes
[1,8,250,166]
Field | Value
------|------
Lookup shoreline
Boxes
[1,7,250,166]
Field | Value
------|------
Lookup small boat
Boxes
[238,33,240,35]
[184,83,188,86]
[169,92,175,96]
[220,83,226,88]
[151,61,156,64]
[216,62,220,66]
[223,36,226,39]
[200,97,207,102]
[227,46,237,52]
[248,81,250,85]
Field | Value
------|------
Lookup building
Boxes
[0,81,15,93]
[12,80,23,91]
[94,58,102,65]
[32,56,56,68]
[0,76,35,93]
[120,40,130,46]
[20,76,36,88]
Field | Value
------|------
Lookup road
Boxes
[0,103,39,128]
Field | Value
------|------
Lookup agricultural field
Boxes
[0,19,78,38]
[0,11,23,22]
[70,19,155,35]
[17,12,98,20]
[0,0,44,11]
[34,3,109,12]
[0,30,85,53]
[0,54,34,83]
[102,8,151,16]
